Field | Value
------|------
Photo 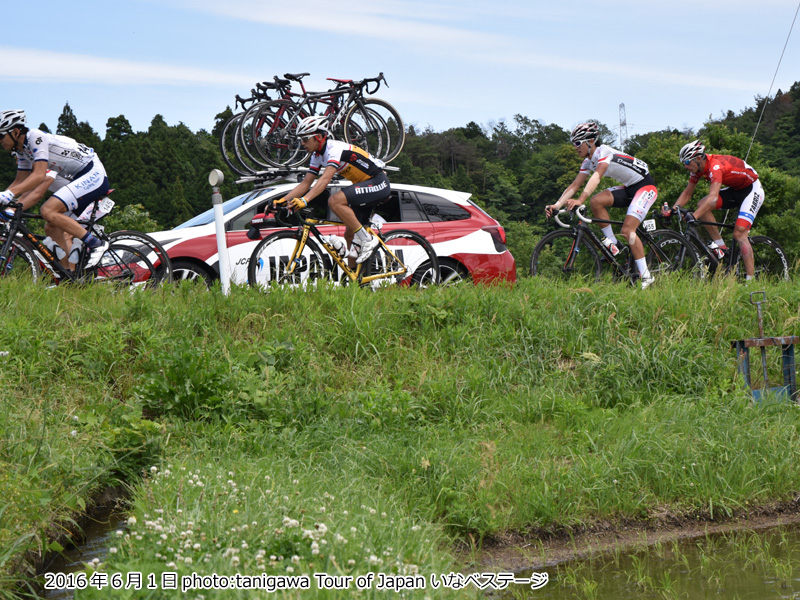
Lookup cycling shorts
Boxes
[50,158,110,215]
[607,174,658,221]
[342,172,391,224]
[714,180,764,229]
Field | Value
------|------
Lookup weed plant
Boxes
[1,274,800,595]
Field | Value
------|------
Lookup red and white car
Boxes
[148,182,516,286]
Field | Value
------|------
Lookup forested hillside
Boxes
[2,87,799,261]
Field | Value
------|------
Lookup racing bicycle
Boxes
[530,206,700,283]
[247,201,439,289]
[660,206,790,281]
[0,199,173,288]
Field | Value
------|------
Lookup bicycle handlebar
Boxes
[554,209,571,229]
[575,205,591,224]
[553,205,590,229]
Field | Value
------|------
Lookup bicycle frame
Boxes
[666,208,741,273]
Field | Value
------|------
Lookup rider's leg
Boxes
[44,222,73,269]
[733,223,754,278]
[622,182,658,286]
[40,198,89,240]
[589,190,618,243]
[329,190,369,240]
[693,194,725,245]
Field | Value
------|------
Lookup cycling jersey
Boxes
[309,140,384,183]
[689,154,758,189]
[580,145,649,187]
[17,129,97,180]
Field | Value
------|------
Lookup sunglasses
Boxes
[682,159,693,165]
[572,141,584,148]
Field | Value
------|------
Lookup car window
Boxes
[415,192,471,222]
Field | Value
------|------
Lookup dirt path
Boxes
[468,499,800,572]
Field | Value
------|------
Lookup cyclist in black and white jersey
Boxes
[0,109,108,266]
[545,122,659,289]
[275,115,389,263]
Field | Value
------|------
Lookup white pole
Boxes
[209,169,231,296]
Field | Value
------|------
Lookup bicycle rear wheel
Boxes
[361,229,439,287]
[248,230,332,289]
[219,112,253,176]
[87,243,158,289]
[343,99,405,163]
[0,235,40,281]
[646,230,701,278]
[530,230,602,281]
[108,230,173,285]
[749,235,790,281]
[248,99,308,168]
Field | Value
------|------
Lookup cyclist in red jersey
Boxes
[672,140,764,279]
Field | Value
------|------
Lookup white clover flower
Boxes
[411,525,420,532]
[184,557,193,565]
[348,559,356,567]
[193,543,201,551]
[369,508,377,515]
[350,527,357,534]
[286,566,294,573]
[72,415,79,422]
[291,555,301,564]
[150,466,158,474]
[166,562,176,568]
[115,530,124,537]
[109,547,118,554]
[70,430,78,437]
[127,516,137,527]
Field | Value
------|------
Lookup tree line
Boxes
[2,87,799,262]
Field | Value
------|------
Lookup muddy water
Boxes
[42,512,127,600]
[512,525,800,599]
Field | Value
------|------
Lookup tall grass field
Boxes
[1,274,799,598]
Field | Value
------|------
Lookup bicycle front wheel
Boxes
[219,112,253,176]
[343,99,405,163]
[361,229,439,287]
[530,230,602,281]
[108,230,173,285]
[0,235,40,281]
[749,235,790,281]
[646,230,701,278]
[248,230,331,289]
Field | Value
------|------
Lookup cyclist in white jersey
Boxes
[545,122,659,289]
[274,115,388,263]
[0,109,108,267]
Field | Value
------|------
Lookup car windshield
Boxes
[173,189,274,229]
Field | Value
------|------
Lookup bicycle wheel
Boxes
[343,99,405,163]
[748,235,790,281]
[361,229,439,287]
[248,230,332,289]
[530,230,602,281]
[108,230,174,285]
[0,235,40,281]
[219,112,254,176]
[87,243,158,289]
[646,230,701,278]
[247,99,308,168]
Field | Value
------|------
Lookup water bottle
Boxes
[707,241,725,260]
[42,236,67,261]
[661,202,671,218]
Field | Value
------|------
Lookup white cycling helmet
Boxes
[0,109,27,134]
[570,122,599,145]
[295,115,329,138]
[679,140,706,163]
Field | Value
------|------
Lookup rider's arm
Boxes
[673,179,698,209]
[7,161,49,199]
[566,161,608,210]
[546,172,589,216]
[16,176,54,210]
[281,172,315,202]
[302,165,337,203]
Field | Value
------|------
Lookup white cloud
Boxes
[0,46,252,87]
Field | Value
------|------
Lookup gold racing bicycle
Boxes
[246,200,439,288]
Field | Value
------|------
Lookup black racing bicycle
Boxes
[0,200,173,288]
[659,206,790,281]
[530,206,700,283]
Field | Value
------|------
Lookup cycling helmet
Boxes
[679,140,706,163]
[295,115,329,138]
[570,122,599,145]
[0,109,26,134]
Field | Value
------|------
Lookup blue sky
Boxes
[3,0,800,145]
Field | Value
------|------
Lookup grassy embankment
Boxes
[1,274,800,598]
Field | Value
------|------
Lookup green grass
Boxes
[1,274,800,597]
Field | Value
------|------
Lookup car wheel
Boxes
[172,260,213,287]
[439,260,470,285]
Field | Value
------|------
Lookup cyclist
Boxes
[274,115,388,263]
[672,140,762,280]
[0,109,108,266]
[545,122,659,289]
